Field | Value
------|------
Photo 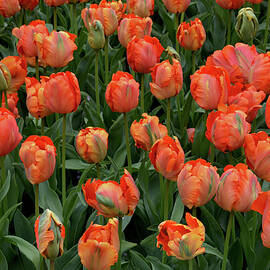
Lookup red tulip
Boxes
[44,0,67,6]
[265,96,270,129]
[1,92,19,118]
[0,0,20,17]
[19,0,39,10]
[162,0,191,13]
[216,0,245,9]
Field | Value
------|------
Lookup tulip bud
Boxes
[235,8,258,44]
[0,63,11,92]
[87,20,105,50]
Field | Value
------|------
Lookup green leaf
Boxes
[229,239,243,270]
[63,189,78,225]
[121,240,137,253]
[0,203,22,231]
[170,195,184,223]
[147,256,173,270]
[0,171,10,203]
[129,250,151,270]
[65,159,90,170]
[0,249,8,270]
[203,243,224,260]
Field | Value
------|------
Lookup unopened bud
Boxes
[87,20,105,50]
[0,63,11,92]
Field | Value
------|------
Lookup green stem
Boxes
[175,13,179,54]
[192,207,196,217]
[159,173,164,218]
[35,57,39,81]
[0,156,7,212]
[105,37,109,85]
[53,7,57,31]
[131,69,135,78]
[41,118,45,136]
[4,91,8,110]
[62,114,67,205]
[95,50,100,115]
[73,4,77,35]
[166,98,171,135]
[141,73,144,112]
[50,259,55,270]
[19,8,24,26]
[96,163,100,179]
[163,180,170,220]
[227,10,232,45]
[192,51,196,74]
[209,143,215,164]
[124,113,132,173]
[116,217,122,270]
[263,0,270,51]
[221,211,234,270]
[176,95,182,132]
[179,12,185,55]
[34,184,39,218]
[0,91,2,107]
[189,259,193,270]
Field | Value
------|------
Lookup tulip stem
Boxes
[53,7,57,31]
[192,207,196,217]
[209,143,215,164]
[159,173,164,219]
[72,4,77,34]
[116,217,122,270]
[166,98,171,135]
[164,179,170,220]
[4,91,8,110]
[34,184,39,218]
[175,13,179,54]
[19,8,24,26]
[189,259,193,270]
[50,259,55,270]
[179,12,185,56]
[105,37,109,85]
[96,163,100,179]
[41,118,45,136]
[227,10,232,45]
[124,113,132,173]
[35,57,39,81]
[62,114,67,205]
[0,156,7,213]
[263,0,270,51]
[141,73,144,112]
[95,50,100,115]
[222,211,234,270]
[192,51,196,74]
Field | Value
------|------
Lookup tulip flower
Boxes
[176,18,206,51]
[157,213,205,260]
[246,0,263,3]
[87,20,105,50]
[149,135,185,181]
[44,0,67,6]
[215,163,261,212]
[265,96,270,129]
[1,92,19,118]
[150,59,183,100]
[99,0,126,22]
[78,218,119,270]
[19,0,39,10]
[244,131,270,182]
[216,0,245,9]
[35,209,65,260]
[130,113,168,151]
[177,159,220,209]
[76,127,108,164]
[251,191,270,248]
[0,63,11,93]
[205,105,251,152]
[187,128,195,143]
[0,0,21,17]
[118,14,152,48]
[82,170,140,218]
[162,0,191,13]
[126,0,154,17]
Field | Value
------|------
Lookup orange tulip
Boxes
[35,209,65,259]
[162,0,190,13]
[205,105,251,152]
[118,14,152,48]
[35,31,77,68]
[127,36,164,74]
[150,59,183,100]
[246,0,263,3]
[176,18,206,51]
[244,132,270,182]
[0,56,27,93]
[149,135,185,181]
[251,191,270,248]
[81,4,118,36]
[177,159,220,209]
[215,163,261,212]
[78,218,119,270]
[266,96,270,129]
[187,128,195,143]
[99,0,126,22]
[216,0,245,9]
[105,71,139,113]
[82,169,140,218]
[43,71,81,114]
[19,135,56,185]
[130,113,168,151]
[0,0,20,17]
[0,108,22,156]
[126,0,154,17]
[76,127,108,163]
[190,65,229,110]
[12,20,49,66]
[1,92,19,118]
[25,77,52,119]
[19,0,39,10]
[157,213,205,260]
[44,0,67,6]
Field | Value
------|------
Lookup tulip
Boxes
[251,191,270,248]
[205,105,251,152]
[177,159,220,209]
[235,8,258,44]
[19,0,39,10]
[190,65,229,110]
[0,0,21,17]
[43,71,81,114]
[246,0,263,3]
[150,59,183,100]
[149,135,185,181]
[99,0,126,22]
[157,213,205,260]
[126,0,154,17]
[266,96,270,129]
[35,209,65,260]
[12,20,49,66]
[0,108,22,156]
[44,0,67,6]
[118,14,152,48]
[162,0,190,13]
[82,170,140,218]
[78,218,119,270]
[87,20,105,50]
[34,31,77,68]
[187,128,195,143]
[76,127,108,164]
[216,0,245,9]
[105,71,139,113]
[244,132,270,182]
[1,92,19,118]
[0,63,11,93]
[130,113,168,151]
[215,163,261,211]
[176,18,206,51]
[127,36,164,74]
[19,135,56,185]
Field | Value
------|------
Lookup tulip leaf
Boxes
[65,159,90,170]
[228,239,243,270]
[0,235,40,270]
[121,240,137,253]
[122,215,132,231]
[147,256,173,270]
[55,245,80,270]
[203,243,224,260]
[129,250,151,270]
[170,195,184,223]
[0,203,22,231]
[0,171,10,203]
[0,249,8,270]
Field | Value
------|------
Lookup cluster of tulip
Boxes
[0,0,270,269]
